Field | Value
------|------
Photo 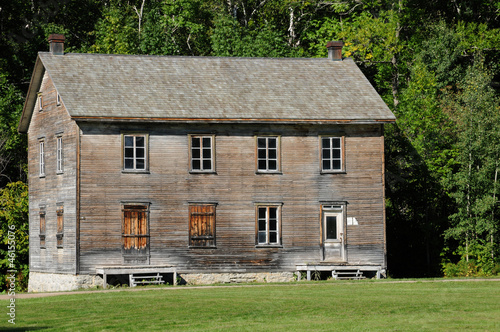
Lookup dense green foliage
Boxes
[1,0,499,289]
[10,281,500,330]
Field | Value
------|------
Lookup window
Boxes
[190,135,214,172]
[56,92,61,106]
[321,136,344,172]
[39,140,45,177]
[122,204,149,252]
[256,204,282,246]
[123,134,148,171]
[56,204,64,248]
[37,93,43,111]
[39,207,46,248]
[256,136,280,173]
[189,204,216,248]
[56,136,63,174]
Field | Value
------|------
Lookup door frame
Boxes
[320,203,347,262]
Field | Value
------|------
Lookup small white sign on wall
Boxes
[347,217,358,225]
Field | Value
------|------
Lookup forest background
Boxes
[1,0,499,291]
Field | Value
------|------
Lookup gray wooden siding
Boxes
[77,122,386,273]
[27,72,78,274]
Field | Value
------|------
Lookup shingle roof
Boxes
[19,52,395,132]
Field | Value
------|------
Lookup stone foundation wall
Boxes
[28,272,103,292]
[180,272,296,285]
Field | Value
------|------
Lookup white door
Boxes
[322,209,345,262]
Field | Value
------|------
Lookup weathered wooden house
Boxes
[19,35,395,291]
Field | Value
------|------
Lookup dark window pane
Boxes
[322,138,330,148]
[258,160,267,170]
[192,148,200,158]
[192,160,201,170]
[326,216,337,239]
[125,147,134,158]
[323,160,330,170]
[136,147,145,158]
[332,138,340,148]
[203,160,212,170]
[268,149,277,159]
[269,232,277,243]
[268,160,277,170]
[258,208,266,219]
[268,138,276,148]
[125,159,133,169]
[203,148,211,158]
[125,136,133,147]
[332,149,341,159]
[192,137,200,147]
[259,220,266,231]
[136,159,145,169]
[258,232,266,243]
[257,138,266,148]
[202,137,211,148]
[322,149,330,159]
[269,219,277,231]
[136,136,144,147]
[269,208,277,219]
[258,149,266,159]
[333,160,341,170]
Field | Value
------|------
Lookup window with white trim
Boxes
[123,134,148,171]
[256,204,282,246]
[56,136,63,174]
[37,93,43,111]
[56,92,61,106]
[321,136,344,172]
[190,135,215,172]
[39,139,45,177]
[256,136,280,173]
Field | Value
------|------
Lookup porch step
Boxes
[332,269,365,280]
[129,273,165,287]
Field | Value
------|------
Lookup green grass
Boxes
[4,280,500,331]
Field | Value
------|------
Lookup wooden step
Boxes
[129,273,165,287]
[332,269,365,280]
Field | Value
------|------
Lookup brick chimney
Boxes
[48,34,65,55]
[326,41,344,61]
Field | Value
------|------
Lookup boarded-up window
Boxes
[189,204,216,248]
[122,205,149,250]
[39,207,46,248]
[56,204,64,248]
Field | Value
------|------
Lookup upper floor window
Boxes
[56,136,63,174]
[39,139,45,177]
[256,136,280,173]
[321,136,344,172]
[56,92,61,106]
[123,134,148,171]
[37,93,43,111]
[190,135,215,172]
[256,203,282,246]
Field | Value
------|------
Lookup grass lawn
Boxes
[4,280,500,331]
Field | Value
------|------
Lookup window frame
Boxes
[56,135,63,174]
[39,139,45,177]
[37,93,43,111]
[56,92,61,106]
[188,203,217,248]
[189,134,216,173]
[122,133,149,173]
[255,203,283,247]
[320,135,345,173]
[39,206,46,249]
[56,203,64,248]
[255,135,281,174]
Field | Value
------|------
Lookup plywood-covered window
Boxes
[122,204,149,251]
[123,134,148,171]
[189,204,216,248]
[189,135,215,172]
[256,204,282,246]
[56,204,64,248]
[320,136,345,172]
[256,136,280,173]
[56,135,63,174]
[39,206,46,248]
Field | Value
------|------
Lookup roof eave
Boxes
[18,55,45,134]
[72,116,396,124]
